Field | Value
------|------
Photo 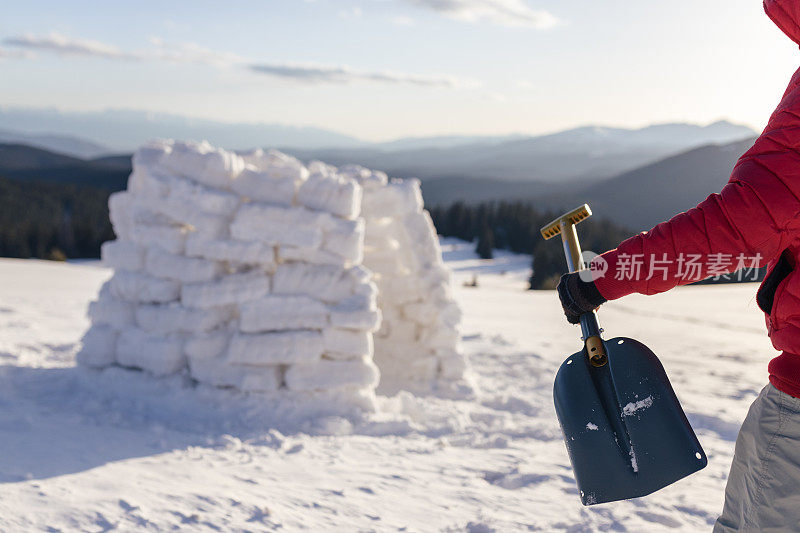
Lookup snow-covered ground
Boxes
[0,239,774,531]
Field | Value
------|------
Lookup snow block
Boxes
[240,149,308,182]
[230,204,328,249]
[437,349,468,380]
[145,248,223,283]
[181,271,270,309]
[188,355,280,391]
[328,294,381,331]
[285,358,379,392]
[363,248,410,277]
[116,328,186,376]
[381,318,418,344]
[163,173,240,216]
[374,352,438,383]
[239,295,328,333]
[272,263,363,303]
[185,234,276,267]
[135,304,232,335]
[76,325,118,368]
[323,328,373,359]
[297,172,361,219]
[403,211,443,267]
[362,179,423,219]
[109,272,181,304]
[231,166,297,207]
[227,331,323,366]
[419,325,460,350]
[88,296,135,330]
[353,279,379,300]
[340,164,387,191]
[129,224,189,255]
[131,139,171,170]
[402,301,439,326]
[277,246,346,267]
[143,193,230,239]
[322,217,364,264]
[101,240,146,272]
[159,140,244,189]
[184,330,231,360]
[127,167,171,199]
[377,276,423,306]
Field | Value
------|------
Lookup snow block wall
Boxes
[341,167,466,392]
[77,140,467,409]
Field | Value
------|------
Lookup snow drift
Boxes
[78,140,468,412]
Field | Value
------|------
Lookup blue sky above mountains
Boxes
[1,0,798,140]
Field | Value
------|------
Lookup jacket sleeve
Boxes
[593,152,800,301]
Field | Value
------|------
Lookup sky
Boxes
[2,0,800,141]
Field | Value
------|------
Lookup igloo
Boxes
[77,140,468,413]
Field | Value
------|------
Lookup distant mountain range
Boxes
[542,137,756,231]
[0,129,110,160]
[0,144,130,190]
[0,108,365,153]
[0,131,757,233]
[0,109,755,182]
[422,136,756,231]
[287,121,756,184]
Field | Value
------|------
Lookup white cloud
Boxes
[4,33,244,67]
[148,38,245,67]
[3,32,138,60]
[402,0,557,28]
[249,62,477,88]
[3,32,479,89]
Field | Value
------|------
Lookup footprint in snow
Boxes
[118,499,139,512]
[686,412,741,442]
[465,522,496,533]
[674,505,717,526]
[481,394,539,416]
[483,470,551,490]
[490,335,513,346]
[635,511,682,528]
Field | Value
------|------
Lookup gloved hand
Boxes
[557,272,607,324]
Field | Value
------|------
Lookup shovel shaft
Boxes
[543,204,608,367]
[560,220,583,273]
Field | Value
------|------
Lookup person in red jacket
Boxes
[558,1,800,530]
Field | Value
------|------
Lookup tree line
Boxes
[428,201,633,289]
[0,176,114,260]
[0,176,763,288]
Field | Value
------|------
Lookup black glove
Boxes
[557,272,607,324]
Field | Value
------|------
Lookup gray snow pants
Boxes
[714,384,800,532]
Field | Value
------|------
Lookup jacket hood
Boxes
[765,0,800,45]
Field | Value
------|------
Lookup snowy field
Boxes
[0,239,775,531]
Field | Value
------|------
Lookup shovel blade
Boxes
[554,336,707,505]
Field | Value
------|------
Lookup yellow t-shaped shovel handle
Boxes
[540,204,592,274]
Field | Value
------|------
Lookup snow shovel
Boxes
[541,204,707,506]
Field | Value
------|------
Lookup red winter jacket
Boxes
[592,0,800,398]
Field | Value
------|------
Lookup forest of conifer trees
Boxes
[427,201,633,289]
[0,174,633,290]
[0,176,114,260]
